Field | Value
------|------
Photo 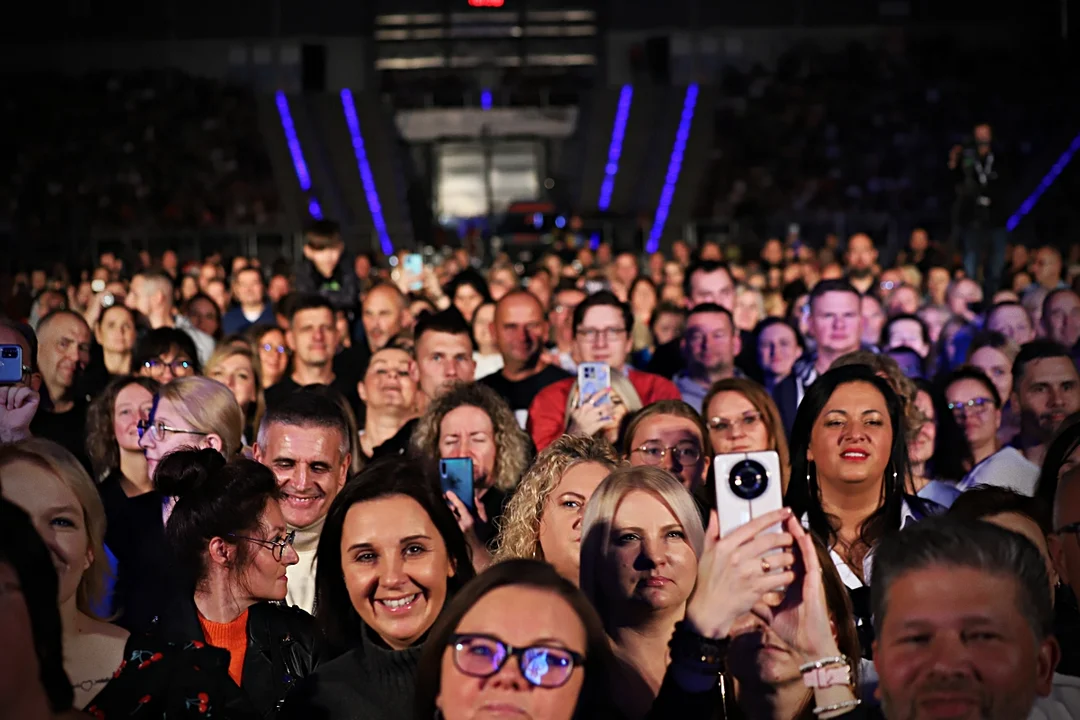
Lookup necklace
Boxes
[72,677,112,692]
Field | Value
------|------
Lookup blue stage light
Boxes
[598,85,634,211]
[647,85,699,253]
[341,89,394,256]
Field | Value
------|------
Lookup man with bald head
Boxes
[29,311,93,465]
[481,290,571,427]
[362,283,412,353]
[127,271,214,365]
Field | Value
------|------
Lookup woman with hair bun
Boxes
[155,448,321,718]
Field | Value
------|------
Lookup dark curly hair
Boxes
[85,375,160,480]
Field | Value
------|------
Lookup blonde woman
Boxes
[579,467,704,719]
[412,381,533,571]
[966,330,1022,445]
[137,376,243,485]
[205,342,266,444]
[0,439,128,710]
[494,435,622,583]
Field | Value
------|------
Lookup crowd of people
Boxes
[3,218,1080,719]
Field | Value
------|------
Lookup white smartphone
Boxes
[713,450,785,538]
[577,362,611,407]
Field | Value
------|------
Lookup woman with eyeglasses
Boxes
[138,376,244,484]
[703,377,791,491]
[132,327,201,383]
[279,457,475,720]
[494,435,623,583]
[414,559,616,720]
[621,400,711,502]
[942,367,1040,496]
[246,323,290,388]
[154,448,320,718]
[965,330,1023,445]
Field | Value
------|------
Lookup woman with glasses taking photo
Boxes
[942,366,1040,496]
[703,377,791,490]
[155,448,321,718]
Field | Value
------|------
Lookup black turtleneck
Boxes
[279,626,423,720]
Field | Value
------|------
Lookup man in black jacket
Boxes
[294,219,359,316]
[950,122,1009,299]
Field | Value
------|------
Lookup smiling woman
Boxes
[280,456,475,720]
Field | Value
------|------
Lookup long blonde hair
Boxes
[579,466,704,619]
[204,342,266,440]
[0,438,110,618]
[494,435,623,563]
[158,376,244,458]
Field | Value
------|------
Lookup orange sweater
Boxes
[198,609,249,686]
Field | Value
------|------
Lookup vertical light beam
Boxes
[647,84,699,253]
[597,85,634,212]
[340,89,394,257]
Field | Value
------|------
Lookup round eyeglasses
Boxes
[448,633,585,688]
[947,397,994,418]
[143,358,195,377]
[227,530,297,562]
[631,442,702,466]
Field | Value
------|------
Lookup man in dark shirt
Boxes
[481,290,571,428]
[29,310,92,468]
[265,294,363,422]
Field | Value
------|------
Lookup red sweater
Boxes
[527,369,682,451]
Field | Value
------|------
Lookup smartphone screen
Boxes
[440,458,474,512]
[404,254,424,291]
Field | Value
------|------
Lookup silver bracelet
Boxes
[798,655,848,673]
[813,699,862,716]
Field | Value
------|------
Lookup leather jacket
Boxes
[154,597,323,718]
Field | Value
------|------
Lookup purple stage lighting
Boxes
[597,85,634,212]
[647,84,699,254]
[340,89,394,257]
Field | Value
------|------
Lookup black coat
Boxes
[155,598,322,719]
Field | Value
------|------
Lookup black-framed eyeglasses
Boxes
[631,442,702,466]
[946,397,994,417]
[708,411,763,435]
[1056,522,1080,538]
[227,530,296,561]
[448,633,585,688]
[136,419,212,442]
[143,358,195,377]
[260,343,288,355]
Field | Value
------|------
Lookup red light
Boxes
[469,0,504,6]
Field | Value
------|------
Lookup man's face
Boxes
[974,123,993,145]
[354,255,372,280]
[614,254,638,287]
[494,294,548,366]
[233,269,264,307]
[267,275,291,303]
[37,315,90,394]
[687,268,735,311]
[910,229,929,253]
[681,311,740,376]
[304,242,343,277]
[287,307,339,367]
[811,291,862,354]
[254,423,349,529]
[358,348,417,411]
[987,305,1035,345]
[552,289,586,338]
[875,565,1055,720]
[1034,249,1062,288]
[416,331,475,398]
[928,267,950,301]
[1045,291,1080,348]
[846,234,877,274]
[949,279,983,317]
[573,306,632,371]
[1015,357,1080,442]
[362,287,407,352]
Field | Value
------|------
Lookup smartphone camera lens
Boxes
[728,459,769,501]
[1,348,16,359]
